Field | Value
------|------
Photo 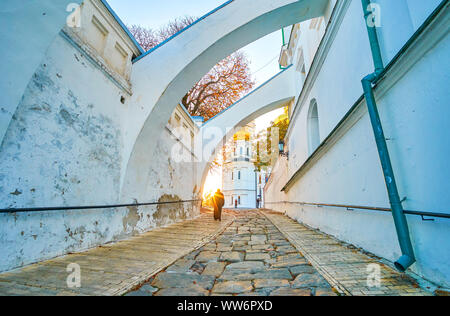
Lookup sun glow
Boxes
[203,168,222,199]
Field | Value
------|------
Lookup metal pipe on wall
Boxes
[361,0,416,272]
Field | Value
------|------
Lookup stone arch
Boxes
[198,97,293,192]
[198,65,296,192]
[121,0,329,201]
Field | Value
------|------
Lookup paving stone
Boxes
[220,268,292,281]
[270,287,312,296]
[210,293,234,296]
[220,251,244,263]
[289,264,317,276]
[151,273,215,290]
[245,253,271,261]
[233,246,252,252]
[201,243,217,251]
[254,279,290,289]
[248,240,266,246]
[217,240,233,245]
[291,273,330,289]
[234,236,251,241]
[246,249,264,254]
[276,254,304,262]
[166,259,196,273]
[237,291,266,296]
[226,261,265,272]
[196,251,220,263]
[212,281,253,294]
[269,232,285,237]
[140,284,159,294]
[154,285,209,296]
[252,244,274,251]
[217,245,233,252]
[217,236,233,243]
[271,241,291,246]
[270,259,308,268]
[251,269,293,280]
[251,230,266,235]
[251,288,273,296]
[313,287,338,296]
[125,291,150,296]
[125,284,158,296]
[202,262,227,277]
[190,262,205,274]
[184,250,201,260]
[276,245,298,254]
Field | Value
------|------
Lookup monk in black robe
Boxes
[213,189,225,221]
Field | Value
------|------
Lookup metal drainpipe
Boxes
[361,0,416,272]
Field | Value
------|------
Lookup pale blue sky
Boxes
[107,0,286,131]
[107,0,283,86]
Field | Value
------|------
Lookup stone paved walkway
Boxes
[126,210,337,296]
[0,208,434,296]
[127,209,434,296]
[0,209,233,296]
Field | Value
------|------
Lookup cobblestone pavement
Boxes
[126,210,337,296]
[1,208,435,296]
[263,210,434,296]
[0,210,233,296]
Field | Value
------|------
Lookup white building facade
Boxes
[222,125,257,209]
[256,169,270,208]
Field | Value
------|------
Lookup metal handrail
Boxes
[0,199,202,214]
[264,201,450,219]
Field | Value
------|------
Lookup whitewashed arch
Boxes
[122,0,328,201]
[198,65,295,191]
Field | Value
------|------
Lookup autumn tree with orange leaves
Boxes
[129,17,254,121]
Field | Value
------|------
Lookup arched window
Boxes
[246,147,249,156]
[238,196,241,205]
[238,171,241,180]
[231,171,234,181]
[307,99,320,155]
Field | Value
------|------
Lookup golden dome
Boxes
[233,124,254,141]
[233,130,251,141]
